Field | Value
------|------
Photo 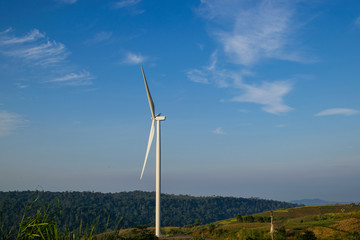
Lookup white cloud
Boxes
[207,51,217,71]
[0,111,24,136]
[56,0,77,4]
[188,52,293,114]
[213,127,225,135]
[315,108,358,117]
[0,29,44,45]
[123,52,147,64]
[198,0,310,66]
[187,69,209,84]
[15,83,28,89]
[220,2,291,65]
[46,70,94,86]
[85,31,112,44]
[0,29,70,66]
[113,0,141,9]
[355,16,360,27]
[7,41,68,66]
[231,81,293,114]
[1,28,95,87]
[187,1,303,114]
[187,51,234,88]
[198,43,204,50]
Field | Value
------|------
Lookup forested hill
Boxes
[0,191,299,232]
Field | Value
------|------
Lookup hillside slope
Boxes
[0,191,298,234]
[153,203,360,240]
[290,199,350,206]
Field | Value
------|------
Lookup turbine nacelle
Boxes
[153,116,166,121]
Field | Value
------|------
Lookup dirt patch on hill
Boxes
[310,226,343,239]
[161,235,220,240]
[331,218,360,232]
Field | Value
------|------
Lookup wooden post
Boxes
[270,211,274,240]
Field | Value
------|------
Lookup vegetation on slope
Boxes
[0,190,299,235]
[156,203,360,240]
[1,194,359,240]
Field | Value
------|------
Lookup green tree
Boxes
[295,230,317,240]
[208,223,216,234]
[244,215,255,223]
[194,219,200,226]
[236,214,243,222]
[348,231,360,240]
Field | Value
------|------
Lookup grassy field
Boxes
[114,203,360,240]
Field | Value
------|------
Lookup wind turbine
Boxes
[140,65,165,237]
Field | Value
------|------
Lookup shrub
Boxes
[236,214,243,222]
[295,230,317,240]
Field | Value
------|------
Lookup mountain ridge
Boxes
[290,198,351,206]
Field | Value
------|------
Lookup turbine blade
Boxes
[140,119,155,179]
[141,65,155,118]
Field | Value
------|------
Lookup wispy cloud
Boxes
[114,0,141,8]
[355,16,360,27]
[0,29,70,66]
[1,28,95,87]
[0,110,24,136]
[56,0,77,4]
[188,0,307,114]
[231,81,293,114]
[213,127,225,135]
[112,0,143,13]
[15,83,28,89]
[123,52,147,64]
[85,31,112,45]
[46,70,94,86]
[0,28,44,45]
[187,69,209,84]
[6,41,68,66]
[187,51,234,88]
[315,108,358,117]
[198,0,309,66]
[187,53,293,114]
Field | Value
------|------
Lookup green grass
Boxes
[274,209,289,213]
[1,196,107,240]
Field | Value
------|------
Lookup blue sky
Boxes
[1,0,360,202]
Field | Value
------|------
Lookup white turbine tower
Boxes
[140,65,165,237]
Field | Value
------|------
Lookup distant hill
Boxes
[290,198,351,206]
[0,190,299,235]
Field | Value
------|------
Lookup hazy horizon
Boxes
[0,188,351,204]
